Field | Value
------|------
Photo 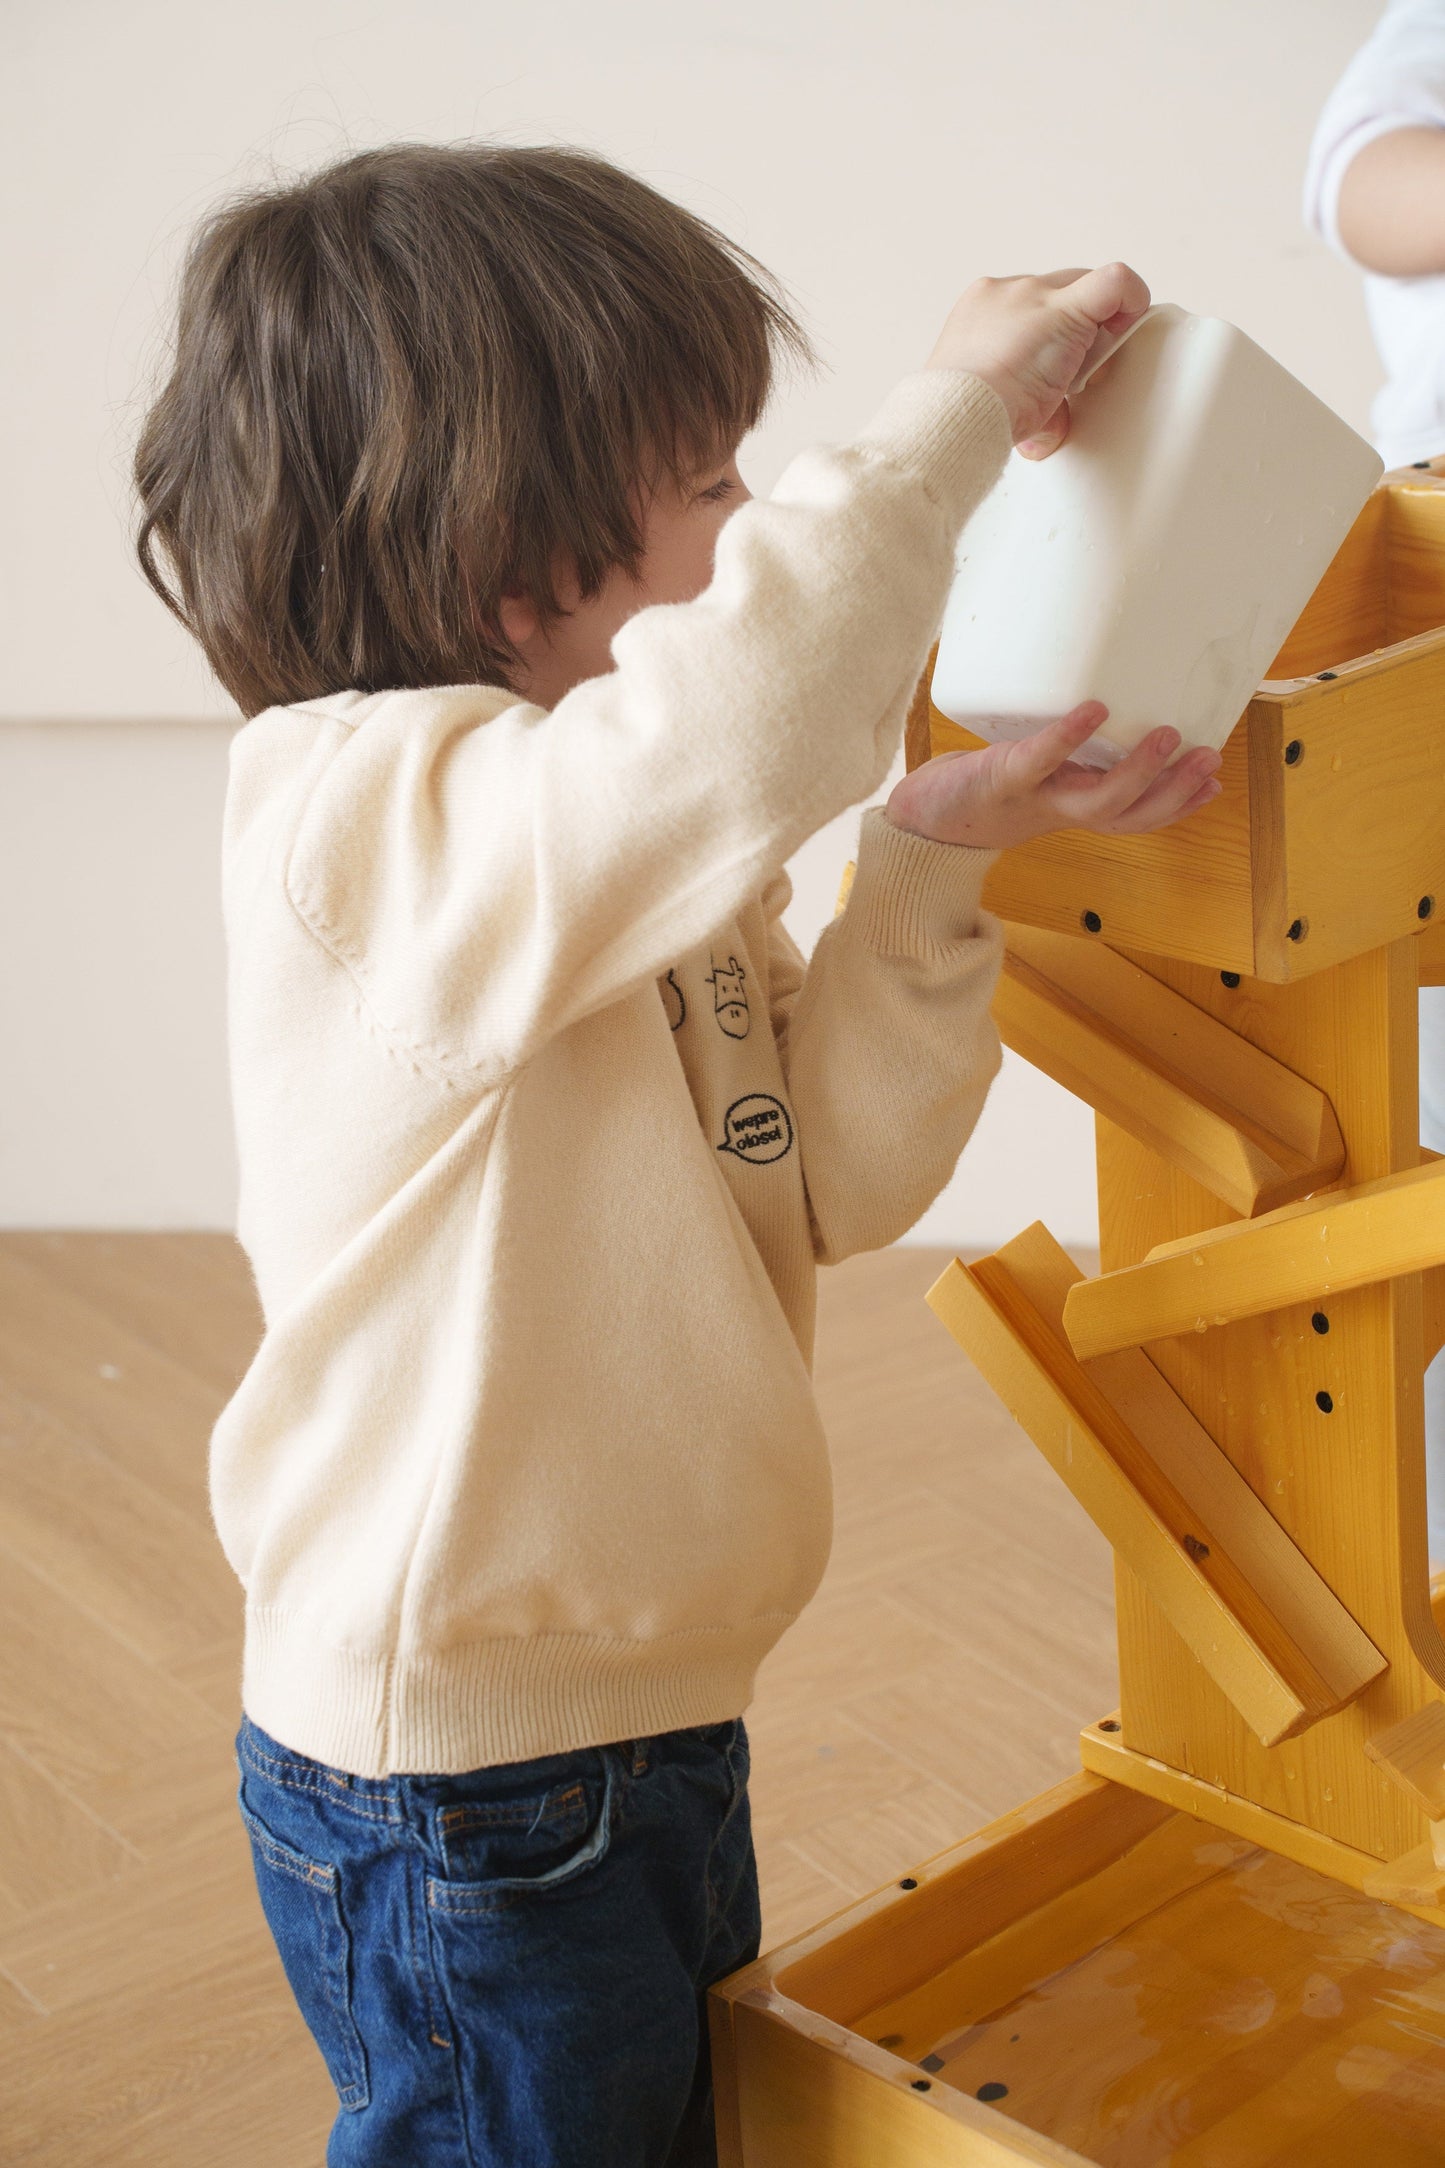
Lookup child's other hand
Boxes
[924,263,1150,457]
[884,703,1222,854]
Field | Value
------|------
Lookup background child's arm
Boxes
[1305,0,1445,276]
[1338,126,1445,275]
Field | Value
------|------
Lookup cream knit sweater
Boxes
[215,369,1012,1776]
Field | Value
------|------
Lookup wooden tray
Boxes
[711,1767,1445,2165]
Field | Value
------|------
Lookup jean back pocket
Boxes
[239,1792,371,2111]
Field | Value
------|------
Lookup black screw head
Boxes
[1312,1311,1330,1334]
[978,2082,1010,2103]
[1421,896,1435,921]
[911,2078,932,2092]
[1082,909,1103,934]
[1220,970,1241,988]
[1287,918,1307,943]
[1414,459,1433,469]
[1316,1390,1334,1414]
[1183,1534,1211,1562]
[1284,739,1303,765]
[898,1877,918,1891]
[1098,1717,1122,1733]
[1317,671,1338,681]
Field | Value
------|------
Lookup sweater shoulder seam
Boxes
[279,872,500,1093]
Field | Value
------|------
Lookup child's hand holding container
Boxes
[897,264,1228,848]
[930,301,1384,774]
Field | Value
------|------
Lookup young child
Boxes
[134,143,1220,2167]
[1305,1,1445,1563]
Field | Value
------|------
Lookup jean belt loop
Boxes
[631,1737,649,1778]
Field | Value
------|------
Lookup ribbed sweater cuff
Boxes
[852,370,1012,532]
[843,805,996,954]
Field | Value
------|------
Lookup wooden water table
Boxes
[711,461,1445,2165]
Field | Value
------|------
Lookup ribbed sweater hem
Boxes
[240,1604,795,1777]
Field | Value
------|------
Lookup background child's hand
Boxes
[885,702,1222,853]
[925,263,1150,457]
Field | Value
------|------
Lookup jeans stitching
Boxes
[403,1837,458,2063]
[247,1821,338,1891]
[318,1898,366,2110]
[437,1782,586,1835]
[239,1734,401,1822]
[414,1849,484,2166]
[700,1726,751,1942]
[238,1791,369,2109]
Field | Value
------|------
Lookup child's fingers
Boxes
[1122,774,1224,833]
[1057,266,1152,399]
[1177,778,1225,820]
[1102,750,1222,834]
[1063,261,1152,335]
[1047,723,1184,819]
[1017,400,1070,459]
[1006,702,1111,782]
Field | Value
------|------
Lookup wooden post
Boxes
[914,467,1445,1872]
[710,463,1445,2166]
[1095,933,1445,1865]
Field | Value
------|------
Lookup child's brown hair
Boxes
[135,143,812,715]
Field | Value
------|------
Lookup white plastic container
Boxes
[931,305,1384,768]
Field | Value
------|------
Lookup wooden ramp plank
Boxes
[996,924,1344,1217]
[927,1225,1384,1747]
[1064,1154,1445,1358]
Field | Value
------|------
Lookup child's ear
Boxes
[497,588,540,646]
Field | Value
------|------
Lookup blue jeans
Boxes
[235,1712,760,2167]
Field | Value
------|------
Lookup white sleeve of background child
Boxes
[1304,0,1445,261]
[283,372,1009,1087]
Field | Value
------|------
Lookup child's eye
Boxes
[697,476,736,504]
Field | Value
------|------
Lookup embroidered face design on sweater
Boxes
[706,954,750,1039]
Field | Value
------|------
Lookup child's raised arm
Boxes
[280,267,1162,1088]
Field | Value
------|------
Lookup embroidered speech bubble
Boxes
[717,1093,794,1165]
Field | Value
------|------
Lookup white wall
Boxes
[0,0,1387,1232]
[0,722,236,1225]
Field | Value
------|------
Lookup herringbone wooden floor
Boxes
[0,1233,1114,2164]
